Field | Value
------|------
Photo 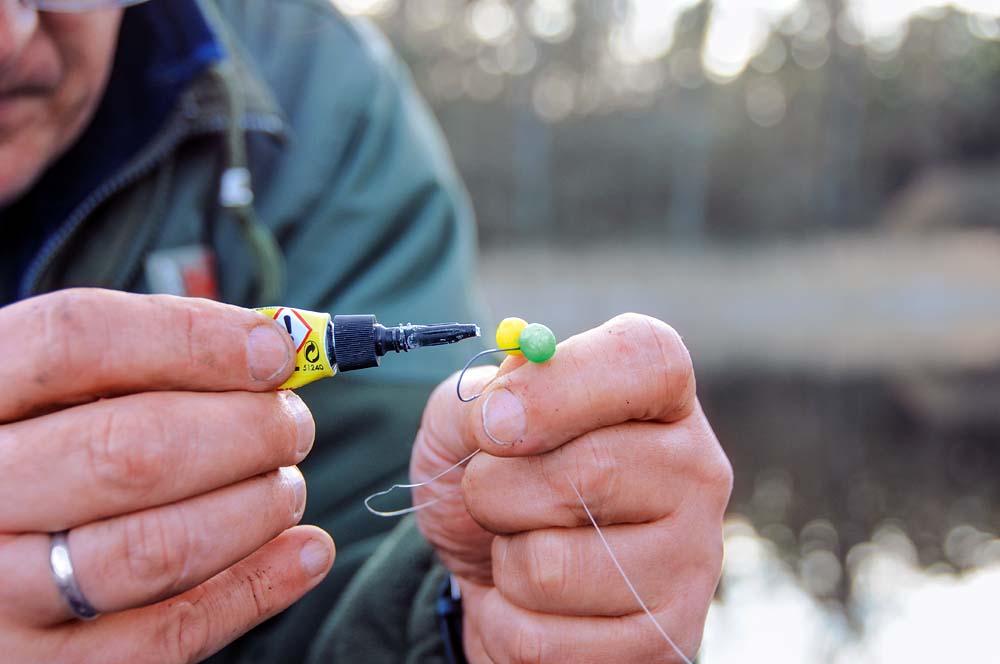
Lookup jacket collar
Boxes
[182,0,289,136]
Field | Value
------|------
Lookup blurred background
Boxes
[334,0,1000,661]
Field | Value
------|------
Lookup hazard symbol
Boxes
[272,307,313,353]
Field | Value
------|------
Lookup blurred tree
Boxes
[335,0,1000,242]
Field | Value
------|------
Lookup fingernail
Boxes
[279,391,315,457]
[300,539,332,577]
[482,388,526,446]
[247,324,292,382]
[280,466,307,519]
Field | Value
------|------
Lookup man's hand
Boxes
[413,313,732,663]
[0,289,335,663]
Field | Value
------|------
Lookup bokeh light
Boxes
[334,0,397,17]
[608,0,701,64]
[702,0,802,82]
[526,0,575,43]
[466,0,517,44]
[532,67,576,121]
[745,76,788,127]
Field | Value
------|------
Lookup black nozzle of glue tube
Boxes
[331,315,481,372]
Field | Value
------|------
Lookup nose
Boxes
[0,1,39,73]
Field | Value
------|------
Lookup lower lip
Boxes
[0,95,33,123]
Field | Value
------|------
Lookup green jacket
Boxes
[4,1,484,661]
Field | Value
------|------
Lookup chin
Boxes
[0,139,49,207]
[0,92,100,208]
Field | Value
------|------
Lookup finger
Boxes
[62,526,334,664]
[490,513,723,617]
[466,313,697,458]
[455,580,492,663]
[0,390,314,531]
[0,467,307,625]
[462,414,730,533]
[474,586,706,664]
[0,289,295,423]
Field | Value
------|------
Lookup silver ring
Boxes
[49,531,100,620]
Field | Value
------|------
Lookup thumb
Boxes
[411,366,497,585]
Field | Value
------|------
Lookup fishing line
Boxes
[568,480,694,664]
[363,449,480,517]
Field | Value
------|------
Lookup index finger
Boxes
[0,289,295,422]
[467,313,696,457]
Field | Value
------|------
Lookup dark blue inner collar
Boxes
[2,0,225,301]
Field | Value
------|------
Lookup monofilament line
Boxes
[568,480,694,664]
[364,449,482,517]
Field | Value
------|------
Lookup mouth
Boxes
[0,85,52,116]
[0,84,53,99]
[0,89,45,124]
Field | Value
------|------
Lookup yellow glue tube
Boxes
[255,306,336,389]
[255,308,480,390]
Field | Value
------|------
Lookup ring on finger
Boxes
[49,530,101,620]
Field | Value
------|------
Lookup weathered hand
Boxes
[0,289,335,663]
[413,313,732,663]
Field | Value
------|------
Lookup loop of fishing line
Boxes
[363,449,481,517]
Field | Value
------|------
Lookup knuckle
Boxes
[690,423,734,513]
[153,294,227,373]
[159,597,211,664]
[458,456,485,516]
[638,316,695,419]
[607,311,683,355]
[525,531,571,606]
[606,311,651,332]
[676,515,725,593]
[181,303,199,370]
[121,507,191,595]
[88,401,172,495]
[239,567,276,619]
[573,433,621,515]
[262,393,303,461]
[250,392,302,466]
[154,294,210,371]
[38,290,112,384]
[645,317,693,377]
[708,457,735,518]
[711,451,735,502]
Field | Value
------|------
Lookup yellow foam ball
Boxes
[495,317,528,356]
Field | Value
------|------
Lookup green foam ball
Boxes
[518,323,557,363]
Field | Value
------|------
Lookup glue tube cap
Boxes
[332,314,379,372]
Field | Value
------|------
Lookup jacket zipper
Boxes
[18,113,285,299]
